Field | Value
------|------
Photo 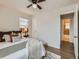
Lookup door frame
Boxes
[60,13,74,43]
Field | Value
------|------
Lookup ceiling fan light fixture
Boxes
[32,4,37,8]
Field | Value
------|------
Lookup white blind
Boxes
[19,17,29,28]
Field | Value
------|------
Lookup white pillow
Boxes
[12,36,21,42]
[4,35,11,42]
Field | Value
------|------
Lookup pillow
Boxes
[12,35,21,42]
[4,35,11,42]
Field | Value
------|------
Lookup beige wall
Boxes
[0,6,32,36]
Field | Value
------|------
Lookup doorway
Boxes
[61,19,70,42]
[60,13,75,59]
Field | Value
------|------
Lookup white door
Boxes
[73,4,78,59]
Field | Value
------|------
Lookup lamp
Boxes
[32,4,37,8]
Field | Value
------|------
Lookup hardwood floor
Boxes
[61,41,75,59]
[45,45,60,55]
[45,41,75,59]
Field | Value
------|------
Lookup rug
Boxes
[44,51,60,59]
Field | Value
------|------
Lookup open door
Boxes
[73,4,78,59]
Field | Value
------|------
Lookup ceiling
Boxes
[0,0,77,15]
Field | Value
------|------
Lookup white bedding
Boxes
[0,38,27,50]
[1,48,60,59]
[1,48,27,59]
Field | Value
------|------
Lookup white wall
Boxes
[32,4,77,49]
[0,6,32,32]
[32,10,60,48]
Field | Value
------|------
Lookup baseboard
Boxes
[47,44,60,49]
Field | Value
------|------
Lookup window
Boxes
[19,17,29,28]
[19,17,29,37]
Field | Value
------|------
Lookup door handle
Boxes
[74,36,78,38]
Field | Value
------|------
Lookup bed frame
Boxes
[0,31,21,42]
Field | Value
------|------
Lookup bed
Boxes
[0,38,28,58]
[0,38,60,59]
[1,48,27,59]
[1,48,60,59]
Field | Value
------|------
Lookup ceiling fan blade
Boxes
[28,0,37,3]
[28,0,32,2]
[33,0,38,3]
[37,4,42,9]
[38,0,46,3]
[27,4,32,8]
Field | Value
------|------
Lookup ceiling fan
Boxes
[27,0,46,10]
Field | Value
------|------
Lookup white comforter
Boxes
[26,38,46,59]
[1,48,27,59]
[1,38,46,59]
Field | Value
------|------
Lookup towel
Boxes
[26,38,46,59]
